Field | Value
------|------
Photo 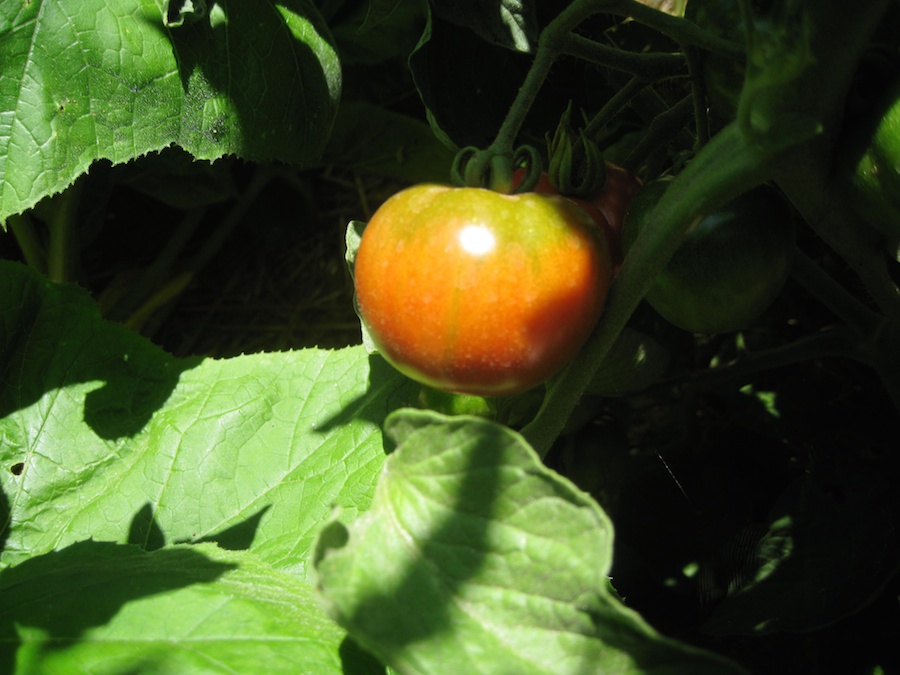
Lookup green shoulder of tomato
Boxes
[622,178,796,335]
[511,162,642,267]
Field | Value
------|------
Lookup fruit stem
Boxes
[46,179,84,284]
[485,8,581,156]
[523,122,780,458]
[489,0,739,157]
[7,212,47,274]
[560,35,686,81]
[790,250,886,338]
[581,77,648,142]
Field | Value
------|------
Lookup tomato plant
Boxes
[4,1,900,674]
[353,184,612,396]
[622,181,795,334]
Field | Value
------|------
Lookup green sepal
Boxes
[546,105,606,197]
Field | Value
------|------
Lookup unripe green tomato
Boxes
[354,184,613,396]
[622,181,795,334]
[837,76,900,240]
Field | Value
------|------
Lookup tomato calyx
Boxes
[546,104,606,198]
[451,145,542,194]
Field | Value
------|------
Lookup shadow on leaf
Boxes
[315,410,745,673]
[193,505,271,551]
[142,1,339,165]
[311,353,420,437]
[126,502,168,551]
[315,411,506,659]
[0,540,236,672]
[127,501,272,552]
[0,261,202,441]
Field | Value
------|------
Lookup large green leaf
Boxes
[314,409,747,674]
[0,260,418,578]
[0,541,384,674]
[0,0,341,223]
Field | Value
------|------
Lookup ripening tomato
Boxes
[585,162,644,264]
[353,184,613,396]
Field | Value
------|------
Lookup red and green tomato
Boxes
[353,184,613,396]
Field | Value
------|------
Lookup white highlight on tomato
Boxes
[458,225,496,256]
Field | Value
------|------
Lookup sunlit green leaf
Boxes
[0,541,374,673]
[0,0,341,223]
[0,260,417,577]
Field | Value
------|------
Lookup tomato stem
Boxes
[683,45,710,150]
[486,33,557,157]
[491,0,739,156]
[622,95,693,170]
[790,251,886,338]
[468,0,727,188]
[775,155,900,326]
[560,35,686,81]
[6,212,47,274]
[452,2,608,189]
[581,77,648,142]
[46,178,84,284]
[603,0,744,57]
[680,327,862,391]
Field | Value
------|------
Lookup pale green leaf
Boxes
[0,260,418,578]
[315,409,747,674]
